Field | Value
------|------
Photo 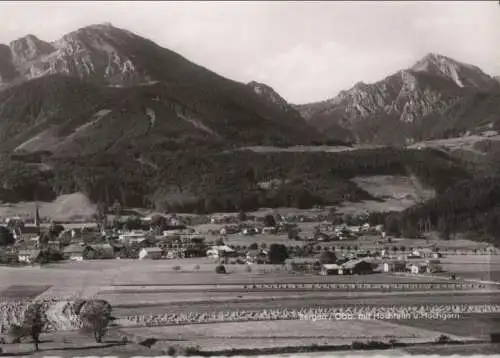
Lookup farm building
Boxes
[341,259,374,275]
[242,227,260,235]
[12,225,41,241]
[285,258,322,272]
[262,227,277,234]
[88,244,115,259]
[419,248,434,258]
[207,245,235,260]
[119,231,148,244]
[409,263,421,274]
[47,240,61,250]
[427,259,443,273]
[62,244,87,261]
[382,260,407,272]
[220,225,239,235]
[17,249,42,264]
[161,235,207,258]
[321,264,342,275]
[139,247,163,260]
[246,250,268,264]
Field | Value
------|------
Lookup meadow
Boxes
[120,319,478,352]
[1,254,499,355]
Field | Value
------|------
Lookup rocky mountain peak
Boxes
[0,23,158,86]
[9,34,55,65]
[3,23,150,85]
[411,52,496,91]
[294,53,495,144]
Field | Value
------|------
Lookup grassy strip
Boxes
[148,336,483,356]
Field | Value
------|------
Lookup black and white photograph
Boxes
[0,1,499,356]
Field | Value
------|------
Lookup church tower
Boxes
[34,203,40,230]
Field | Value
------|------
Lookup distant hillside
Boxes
[0,147,471,215]
[295,54,500,145]
[395,176,500,245]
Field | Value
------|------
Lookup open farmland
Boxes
[0,329,161,357]
[392,313,500,341]
[111,292,500,317]
[0,284,51,300]
[1,256,500,355]
[1,256,498,299]
[408,134,500,152]
[120,319,478,352]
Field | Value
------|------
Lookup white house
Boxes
[119,231,147,244]
[321,264,342,275]
[410,264,419,274]
[409,249,422,258]
[349,226,361,233]
[206,245,234,258]
[139,247,162,260]
[62,244,87,261]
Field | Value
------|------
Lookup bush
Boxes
[166,346,177,355]
[351,341,364,350]
[436,334,452,344]
[388,339,399,347]
[182,345,202,356]
[215,264,226,274]
[172,265,181,271]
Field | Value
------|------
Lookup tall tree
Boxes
[79,300,114,343]
[268,244,289,264]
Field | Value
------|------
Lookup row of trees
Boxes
[5,299,114,353]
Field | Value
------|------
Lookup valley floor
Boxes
[1,255,500,355]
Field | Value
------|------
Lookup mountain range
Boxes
[0,23,499,155]
[3,22,500,243]
[0,23,326,157]
[294,53,500,145]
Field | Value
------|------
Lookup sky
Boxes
[0,1,498,104]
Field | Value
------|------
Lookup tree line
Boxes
[0,147,470,215]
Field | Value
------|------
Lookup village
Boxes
[1,204,496,277]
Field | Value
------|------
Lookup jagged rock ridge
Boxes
[295,53,500,145]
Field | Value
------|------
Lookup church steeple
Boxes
[35,203,40,230]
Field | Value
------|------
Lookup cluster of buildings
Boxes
[0,207,496,274]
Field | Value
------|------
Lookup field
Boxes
[1,255,499,355]
[337,175,437,214]
[120,319,477,352]
[0,284,51,300]
[0,192,97,222]
[392,313,500,341]
[408,134,500,152]
[0,330,161,357]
